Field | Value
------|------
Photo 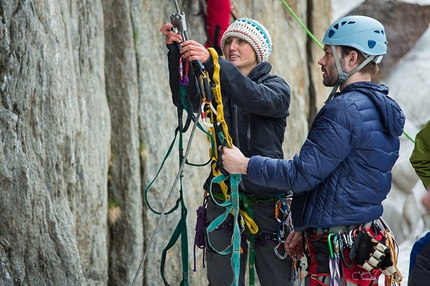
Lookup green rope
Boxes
[279,0,415,144]
[279,0,324,50]
[402,131,415,144]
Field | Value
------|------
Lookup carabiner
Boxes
[274,242,288,260]
[327,233,335,259]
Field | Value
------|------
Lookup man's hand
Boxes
[284,230,305,260]
[219,145,249,175]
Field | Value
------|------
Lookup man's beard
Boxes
[323,63,343,87]
[323,73,338,87]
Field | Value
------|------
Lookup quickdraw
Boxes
[328,233,342,286]
[273,196,292,260]
[293,259,303,286]
[272,195,304,285]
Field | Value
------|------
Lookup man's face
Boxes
[318,45,344,87]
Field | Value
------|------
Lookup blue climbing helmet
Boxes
[322,15,387,57]
[321,15,388,102]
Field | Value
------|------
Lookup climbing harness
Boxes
[306,219,402,286]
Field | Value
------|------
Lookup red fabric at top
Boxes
[205,0,231,53]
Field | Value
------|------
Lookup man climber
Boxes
[220,15,405,286]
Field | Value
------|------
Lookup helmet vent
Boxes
[368,40,376,49]
[344,21,356,26]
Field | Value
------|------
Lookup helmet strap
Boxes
[325,45,347,102]
[325,46,377,103]
[332,45,348,85]
[346,55,375,78]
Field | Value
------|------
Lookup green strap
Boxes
[160,199,188,286]
[144,128,181,215]
[159,126,190,286]
[210,190,278,286]
[206,173,242,286]
[230,174,241,286]
[239,193,256,286]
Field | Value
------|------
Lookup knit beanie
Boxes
[221,18,272,63]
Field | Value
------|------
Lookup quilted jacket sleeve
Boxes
[247,98,360,193]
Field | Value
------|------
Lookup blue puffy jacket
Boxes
[246,82,405,231]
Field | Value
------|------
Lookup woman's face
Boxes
[223,37,258,75]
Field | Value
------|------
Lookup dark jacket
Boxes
[167,44,291,197]
[408,231,430,285]
[246,82,405,230]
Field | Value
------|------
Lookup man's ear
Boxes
[349,50,360,66]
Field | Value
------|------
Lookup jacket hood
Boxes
[340,82,405,137]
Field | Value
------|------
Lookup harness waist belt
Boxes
[307,222,372,235]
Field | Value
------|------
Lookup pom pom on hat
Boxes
[221,18,272,63]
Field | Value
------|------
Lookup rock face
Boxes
[349,0,430,82]
[2,0,429,284]
[0,0,329,285]
[1,0,109,285]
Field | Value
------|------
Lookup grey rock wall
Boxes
[0,0,330,285]
[0,0,109,285]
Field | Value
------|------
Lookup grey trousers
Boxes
[205,197,294,286]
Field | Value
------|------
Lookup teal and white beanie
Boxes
[221,18,272,63]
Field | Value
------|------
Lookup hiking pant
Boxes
[205,197,294,286]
